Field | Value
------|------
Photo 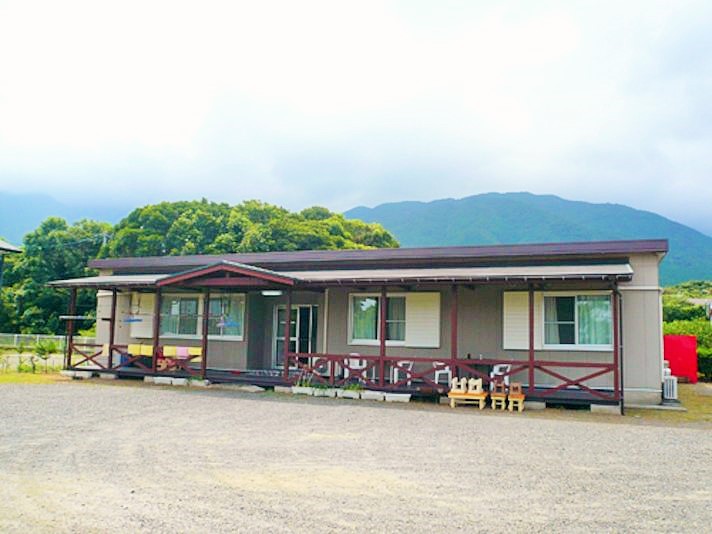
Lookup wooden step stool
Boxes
[490,381,507,410]
[508,382,526,412]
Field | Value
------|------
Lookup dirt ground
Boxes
[1,380,711,533]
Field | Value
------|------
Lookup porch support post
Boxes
[379,286,387,387]
[108,288,117,369]
[151,288,162,374]
[283,290,292,381]
[65,288,77,369]
[450,285,458,363]
[201,290,210,380]
[612,288,621,408]
[528,285,535,395]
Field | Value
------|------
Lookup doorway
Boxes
[273,305,318,367]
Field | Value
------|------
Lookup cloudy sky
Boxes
[0,0,711,234]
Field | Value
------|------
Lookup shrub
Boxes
[35,340,59,373]
[698,347,712,381]
[664,320,712,350]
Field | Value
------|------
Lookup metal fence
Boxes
[0,333,96,351]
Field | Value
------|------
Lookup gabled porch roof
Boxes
[155,260,297,288]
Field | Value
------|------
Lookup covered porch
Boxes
[52,261,629,406]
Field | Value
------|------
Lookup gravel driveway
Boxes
[1,381,710,533]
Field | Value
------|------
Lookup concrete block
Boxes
[523,401,546,411]
[313,388,338,397]
[361,390,385,401]
[153,377,173,386]
[189,379,211,388]
[337,390,361,399]
[273,386,292,394]
[98,373,117,380]
[591,404,622,415]
[60,370,76,378]
[171,378,189,386]
[73,371,94,380]
[143,376,155,384]
[235,385,265,393]
[384,393,411,403]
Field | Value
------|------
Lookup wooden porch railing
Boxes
[286,352,620,403]
[67,343,204,377]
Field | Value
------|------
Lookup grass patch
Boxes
[626,383,712,424]
[0,371,67,385]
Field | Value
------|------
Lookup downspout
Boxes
[322,288,329,354]
[617,288,625,416]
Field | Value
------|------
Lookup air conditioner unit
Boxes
[663,375,678,401]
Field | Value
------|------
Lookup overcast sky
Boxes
[0,0,711,234]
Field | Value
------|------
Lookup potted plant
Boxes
[337,383,363,399]
[291,377,314,395]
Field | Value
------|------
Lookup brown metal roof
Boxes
[89,239,668,272]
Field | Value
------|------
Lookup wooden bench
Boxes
[447,377,488,409]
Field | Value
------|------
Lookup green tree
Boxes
[101,199,398,257]
[2,217,109,334]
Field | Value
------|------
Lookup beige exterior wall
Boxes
[94,251,664,405]
[618,253,665,404]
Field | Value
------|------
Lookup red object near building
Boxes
[663,335,698,384]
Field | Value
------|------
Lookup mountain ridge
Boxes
[345,192,712,284]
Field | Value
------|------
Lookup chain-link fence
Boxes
[0,333,96,351]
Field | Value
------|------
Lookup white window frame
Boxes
[541,290,613,352]
[158,292,246,342]
[348,292,407,347]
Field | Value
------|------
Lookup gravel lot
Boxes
[1,381,710,533]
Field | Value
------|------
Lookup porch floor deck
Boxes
[106,366,618,405]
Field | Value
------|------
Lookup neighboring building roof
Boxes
[0,239,21,254]
[88,239,668,272]
[49,263,634,288]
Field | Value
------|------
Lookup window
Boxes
[386,297,406,341]
[350,294,406,344]
[208,295,245,338]
[160,297,199,336]
[544,294,612,347]
[351,296,378,341]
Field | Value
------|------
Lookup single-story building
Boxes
[50,238,668,407]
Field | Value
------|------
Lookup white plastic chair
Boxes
[433,361,452,385]
[489,364,511,390]
[344,353,371,381]
[390,360,414,386]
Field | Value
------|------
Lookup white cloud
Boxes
[0,0,710,234]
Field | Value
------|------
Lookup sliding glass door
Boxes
[273,305,318,367]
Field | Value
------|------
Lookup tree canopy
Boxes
[101,199,398,257]
[0,200,398,334]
